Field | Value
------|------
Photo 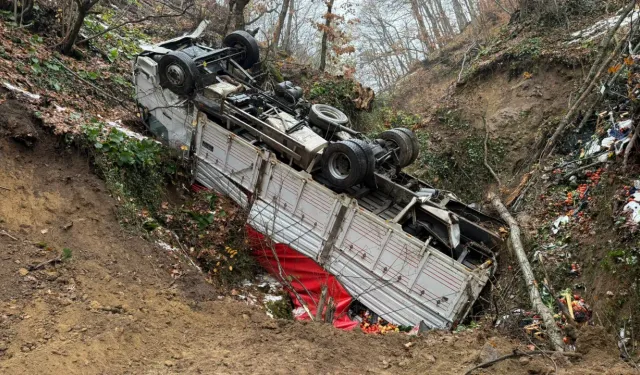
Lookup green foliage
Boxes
[267,63,284,83]
[80,121,179,220]
[359,102,421,135]
[506,38,543,77]
[435,108,470,129]
[454,320,480,333]
[142,219,160,232]
[107,48,119,63]
[79,70,100,81]
[159,191,256,287]
[607,249,639,267]
[83,9,148,62]
[61,248,73,261]
[412,113,506,202]
[265,295,294,320]
[512,38,542,59]
[29,35,43,45]
[307,77,360,122]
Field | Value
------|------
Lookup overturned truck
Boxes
[133,25,503,329]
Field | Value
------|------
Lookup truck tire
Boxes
[345,139,375,179]
[322,141,369,189]
[380,128,415,168]
[158,51,200,96]
[223,30,260,69]
[309,104,349,130]
[395,127,419,165]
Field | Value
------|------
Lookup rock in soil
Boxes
[0,100,38,146]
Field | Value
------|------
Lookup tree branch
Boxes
[246,6,277,26]
[465,350,581,375]
[482,116,502,187]
[76,3,194,45]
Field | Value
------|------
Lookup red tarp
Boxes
[246,226,358,330]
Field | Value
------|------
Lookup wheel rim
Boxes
[328,152,351,180]
[166,64,186,87]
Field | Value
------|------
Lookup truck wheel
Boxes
[223,31,260,69]
[158,51,200,96]
[395,127,420,165]
[345,139,375,179]
[309,104,349,129]
[380,128,415,168]
[322,141,369,189]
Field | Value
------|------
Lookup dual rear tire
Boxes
[379,128,419,168]
[321,128,419,190]
[322,140,371,190]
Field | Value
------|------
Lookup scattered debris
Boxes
[28,257,63,271]
[0,230,18,241]
[566,8,640,44]
[552,215,570,234]
[623,201,640,223]
[1,82,41,102]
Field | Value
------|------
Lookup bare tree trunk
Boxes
[319,0,334,72]
[273,0,291,49]
[61,0,99,55]
[410,0,431,52]
[421,0,443,47]
[451,0,468,32]
[283,0,295,53]
[233,0,250,30]
[464,0,478,20]
[432,0,454,36]
[489,193,565,351]
[315,284,328,321]
[223,0,235,35]
[376,19,408,73]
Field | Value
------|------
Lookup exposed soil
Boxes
[394,57,579,179]
[0,97,635,375]
[0,100,39,146]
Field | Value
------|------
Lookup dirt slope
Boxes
[0,99,634,375]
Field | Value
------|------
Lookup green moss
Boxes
[267,62,284,83]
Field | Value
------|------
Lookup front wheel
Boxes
[322,141,369,189]
[158,51,200,96]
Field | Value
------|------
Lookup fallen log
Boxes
[488,192,565,351]
[465,349,582,374]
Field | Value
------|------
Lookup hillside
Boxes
[390,0,640,366]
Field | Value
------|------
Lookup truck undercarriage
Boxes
[134,23,504,329]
